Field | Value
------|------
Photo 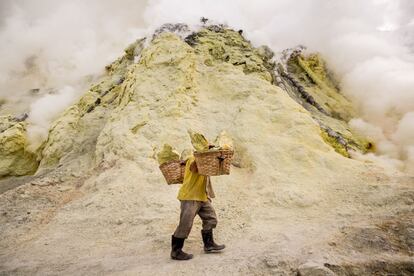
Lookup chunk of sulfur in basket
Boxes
[188,130,209,152]
[157,144,180,165]
[214,130,233,150]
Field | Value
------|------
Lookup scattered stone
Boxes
[328,241,337,247]
[58,186,72,192]
[264,256,283,268]
[153,23,191,39]
[324,261,414,276]
[298,262,336,276]
[12,113,29,122]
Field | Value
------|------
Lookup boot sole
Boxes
[204,247,225,253]
[171,255,193,260]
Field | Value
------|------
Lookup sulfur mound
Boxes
[0,116,38,177]
[0,24,412,275]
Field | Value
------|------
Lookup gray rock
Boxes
[298,262,336,276]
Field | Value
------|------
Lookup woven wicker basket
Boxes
[194,149,234,176]
[159,160,186,185]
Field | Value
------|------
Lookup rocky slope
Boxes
[0,24,413,275]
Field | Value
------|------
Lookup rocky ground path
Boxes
[1,161,413,275]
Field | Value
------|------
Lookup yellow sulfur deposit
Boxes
[188,130,209,152]
[157,144,180,165]
[214,131,233,150]
[0,117,38,177]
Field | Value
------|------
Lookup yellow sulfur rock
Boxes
[214,131,233,150]
[157,144,180,165]
[0,117,38,177]
[188,130,209,152]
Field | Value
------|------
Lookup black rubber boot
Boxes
[201,229,225,253]
[171,235,193,260]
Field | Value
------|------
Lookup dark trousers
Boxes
[173,200,218,239]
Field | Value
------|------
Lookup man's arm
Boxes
[190,161,198,173]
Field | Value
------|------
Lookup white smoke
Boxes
[0,0,413,173]
[26,86,77,151]
[0,0,148,145]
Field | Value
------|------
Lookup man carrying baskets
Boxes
[170,154,225,261]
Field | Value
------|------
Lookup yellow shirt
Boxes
[177,156,209,202]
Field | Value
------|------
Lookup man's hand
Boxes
[190,161,198,173]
